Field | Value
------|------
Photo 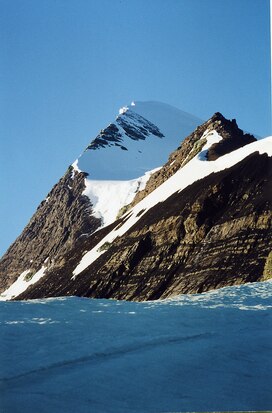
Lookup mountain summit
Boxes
[0,102,271,301]
[74,101,202,179]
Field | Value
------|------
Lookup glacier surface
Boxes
[0,281,272,413]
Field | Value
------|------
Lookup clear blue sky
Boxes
[0,0,271,256]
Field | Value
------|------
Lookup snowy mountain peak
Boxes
[1,103,271,303]
[118,105,129,115]
[75,101,202,180]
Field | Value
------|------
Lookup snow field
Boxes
[83,167,160,226]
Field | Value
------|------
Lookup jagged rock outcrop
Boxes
[129,113,256,208]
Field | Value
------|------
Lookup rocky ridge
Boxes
[128,112,256,208]
[0,169,101,292]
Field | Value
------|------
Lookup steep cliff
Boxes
[0,168,101,292]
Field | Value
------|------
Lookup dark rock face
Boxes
[16,152,272,301]
[0,168,101,293]
[87,110,164,152]
[206,113,256,160]
[116,110,164,141]
[87,124,123,150]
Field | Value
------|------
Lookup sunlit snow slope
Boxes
[1,281,271,413]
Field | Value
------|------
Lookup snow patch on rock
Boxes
[0,265,47,301]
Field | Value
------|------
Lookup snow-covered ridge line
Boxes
[72,133,272,277]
